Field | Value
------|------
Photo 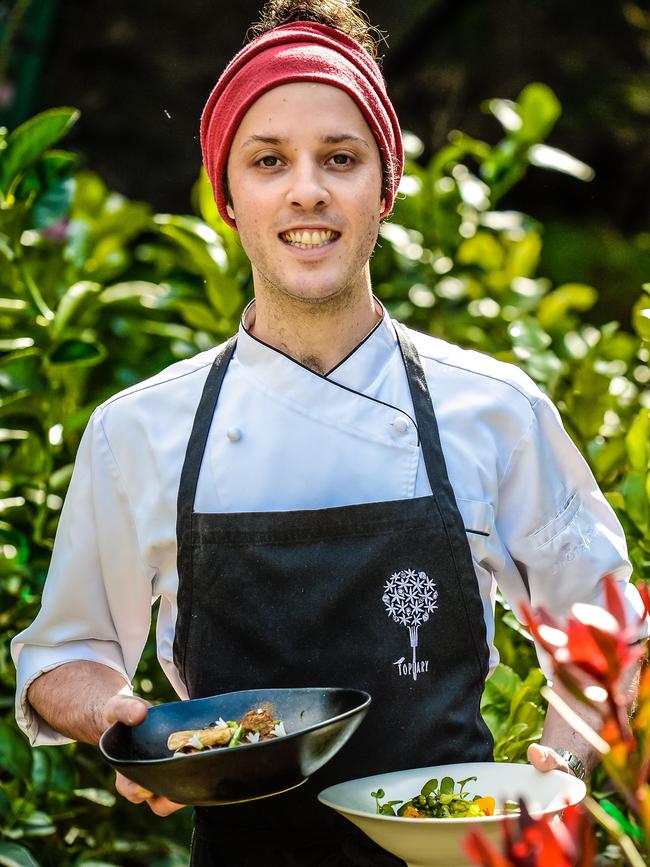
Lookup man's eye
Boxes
[330,154,353,166]
[258,156,280,168]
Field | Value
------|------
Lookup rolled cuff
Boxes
[14,640,131,746]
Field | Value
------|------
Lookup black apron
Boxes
[173,322,494,866]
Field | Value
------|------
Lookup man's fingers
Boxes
[115,771,154,803]
[527,743,571,775]
[115,772,185,814]
[103,693,151,726]
[147,795,187,816]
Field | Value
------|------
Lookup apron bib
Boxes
[173,323,494,866]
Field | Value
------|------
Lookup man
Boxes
[12,5,648,865]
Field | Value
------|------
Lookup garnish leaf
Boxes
[457,776,478,787]
[440,776,455,795]
[420,778,438,797]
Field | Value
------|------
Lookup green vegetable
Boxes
[371,775,513,819]
[227,724,243,747]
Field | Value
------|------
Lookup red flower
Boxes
[464,802,596,867]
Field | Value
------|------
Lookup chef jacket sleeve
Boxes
[494,390,649,672]
[11,407,155,746]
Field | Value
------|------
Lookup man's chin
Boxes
[274,284,354,308]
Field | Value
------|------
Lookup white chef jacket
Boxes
[12,304,647,745]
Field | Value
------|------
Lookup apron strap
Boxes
[394,321,489,681]
[393,322,453,497]
[176,336,237,560]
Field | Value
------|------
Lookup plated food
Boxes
[371,775,519,819]
[100,686,371,806]
[167,704,287,754]
[319,762,587,867]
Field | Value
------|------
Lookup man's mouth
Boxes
[279,229,340,249]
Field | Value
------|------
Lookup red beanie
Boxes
[200,21,403,229]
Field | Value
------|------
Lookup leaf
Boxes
[0,299,28,315]
[599,799,644,841]
[78,863,123,867]
[456,776,478,788]
[508,317,552,353]
[515,83,561,143]
[0,842,41,867]
[588,437,627,480]
[625,409,650,472]
[45,746,78,792]
[30,167,76,230]
[0,108,80,196]
[481,664,522,709]
[0,785,12,819]
[527,146,594,181]
[99,281,171,309]
[622,472,649,533]
[30,749,51,795]
[19,811,55,837]
[633,300,650,340]
[194,167,222,230]
[420,778,438,797]
[0,724,32,780]
[440,776,454,795]
[47,339,106,368]
[50,281,102,340]
[537,283,598,330]
[73,787,116,807]
[504,232,542,280]
[456,232,504,270]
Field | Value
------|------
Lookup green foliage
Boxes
[0,81,648,861]
[480,665,546,762]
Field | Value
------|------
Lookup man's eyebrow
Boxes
[240,134,370,149]
[241,135,283,148]
[320,134,370,149]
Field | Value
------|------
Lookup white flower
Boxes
[246,731,261,744]
[271,721,287,738]
[214,717,228,728]
[382,568,438,627]
[187,734,204,750]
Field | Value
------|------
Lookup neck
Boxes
[246,285,381,375]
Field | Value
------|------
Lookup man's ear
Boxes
[379,196,386,215]
[226,202,235,221]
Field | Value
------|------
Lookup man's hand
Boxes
[103,693,186,816]
[527,743,573,775]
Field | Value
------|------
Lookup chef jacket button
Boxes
[393,416,409,434]
[226,427,242,442]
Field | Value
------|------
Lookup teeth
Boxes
[281,230,338,247]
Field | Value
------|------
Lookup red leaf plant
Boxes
[464,801,595,867]
[465,576,649,866]
[522,576,649,822]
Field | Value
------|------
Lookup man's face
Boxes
[225,82,385,307]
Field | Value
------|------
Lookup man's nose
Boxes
[285,159,331,209]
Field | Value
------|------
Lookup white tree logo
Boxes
[382,569,438,681]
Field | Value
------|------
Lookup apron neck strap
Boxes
[393,321,455,497]
[177,336,237,531]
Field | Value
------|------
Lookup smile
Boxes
[279,229,340,249]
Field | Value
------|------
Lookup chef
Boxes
[12,2,648,865]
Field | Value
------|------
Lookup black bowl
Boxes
[99,686,370,806]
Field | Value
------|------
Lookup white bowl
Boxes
[318,762,586,867]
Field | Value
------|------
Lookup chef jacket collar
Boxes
[236,298,400,399]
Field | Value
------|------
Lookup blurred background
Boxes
[2,0,650,321]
